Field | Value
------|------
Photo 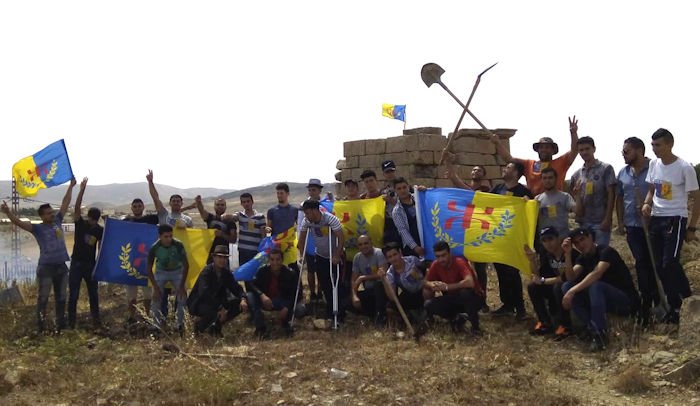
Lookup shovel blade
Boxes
[421,63,445,87]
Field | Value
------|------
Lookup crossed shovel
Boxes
[421,62,498,164]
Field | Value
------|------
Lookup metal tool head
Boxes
[478,62,498,78]
[421,63,446,87]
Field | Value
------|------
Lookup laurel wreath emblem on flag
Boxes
[119,243,148,280]
[45,160,58,182]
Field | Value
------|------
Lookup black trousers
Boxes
[473,262,488,299]
[494,263,525,312]
[356,285,388,319]
[648,216,692,311]
[192,299,242,333]
[68,260,100,326]
[425,289,484,329]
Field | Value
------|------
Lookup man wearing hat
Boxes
[525,227,578,340]
[379,160,401,245]
[561,227,640,351]
[491,116,580,195]
[187,245,247,336]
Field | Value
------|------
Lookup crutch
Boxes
[329,226,341,330]
[290,230,309,327]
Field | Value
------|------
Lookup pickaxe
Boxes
[421,62,498,164]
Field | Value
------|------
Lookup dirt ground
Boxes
[1,233,700,405]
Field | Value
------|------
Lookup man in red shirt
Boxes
[491,116,580,195]
[423,241,485,335]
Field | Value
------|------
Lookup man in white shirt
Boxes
[641,128,700,326]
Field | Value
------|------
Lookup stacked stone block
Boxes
[335,127,516,196]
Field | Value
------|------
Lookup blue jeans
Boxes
[562,280,632,334]
[648,216,691,310]
[68,260,100,326]
[581,223,611,246]
[625,226,659,314]
[251,292,293,330]
[36,263,69,330]
[151,269,185,328]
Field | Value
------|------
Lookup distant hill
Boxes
[0,181,232,208]
[0,180,335,214]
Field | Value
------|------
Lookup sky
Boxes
[1,1,699,193]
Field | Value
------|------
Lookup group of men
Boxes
[2,119,698,351]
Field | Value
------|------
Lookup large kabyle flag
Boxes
[418,188,539,275]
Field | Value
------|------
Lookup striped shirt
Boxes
[300,212,343,258]
[236,210,266,252]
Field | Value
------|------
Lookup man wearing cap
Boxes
[615,137,658,326]
[298,199,346,324]
[569,136,617,246]
[187,245,247,336]
[561,227,640,351]
[379,160,402,245]
[642,128,699,326]
[525,227,578,339]
[491,116,580,195]
[249,248,299,338]
[535,167,576,239]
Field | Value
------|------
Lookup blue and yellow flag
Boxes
[94,219,158,286]
[94,218,216,288]
[418,188,539,275]
[174,227,216,289]
[274,226,299,265]
[320,197,385,260]
[12,139,74,197]
[382,104,406,122]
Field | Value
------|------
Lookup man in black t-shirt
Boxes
[561,227,640,351]
[68,178,104,329]
[491,161,534,320]
[195,196,237,263]
[122,198,160,324]
[525,227,578,340]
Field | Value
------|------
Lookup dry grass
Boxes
[2,233,700,404]
[613,365,653,394]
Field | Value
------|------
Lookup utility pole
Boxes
[11,178,21,272]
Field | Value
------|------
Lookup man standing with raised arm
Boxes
[1,178,76,333]
[491,116,579,195]
[68,177,104,329]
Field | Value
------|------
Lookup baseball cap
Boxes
[381,160,396,172]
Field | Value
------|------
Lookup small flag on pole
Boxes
[382,104,406,122]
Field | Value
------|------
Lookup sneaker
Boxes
[553,325,573,341]
[491,305,515,316]
[480,304,491,314]
[529,321,550,335]
[515,309,528,321]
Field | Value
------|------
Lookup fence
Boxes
[2,261,36,285]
